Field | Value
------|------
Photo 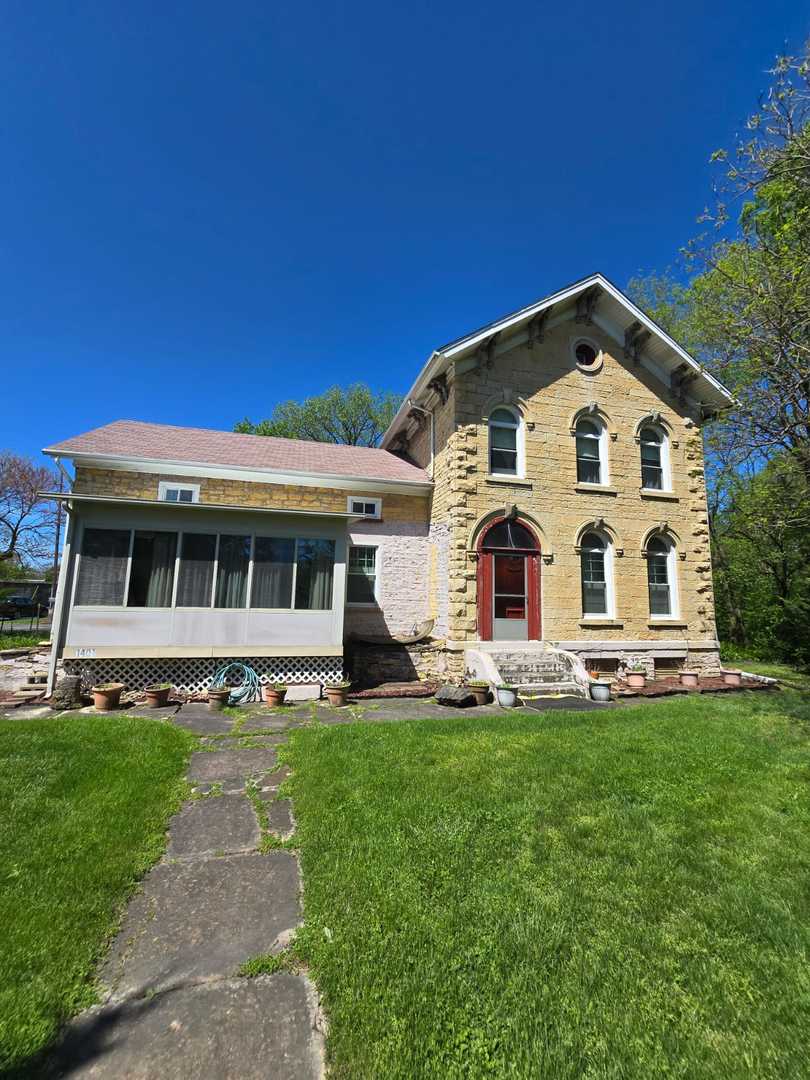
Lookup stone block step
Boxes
[14,688,45,699]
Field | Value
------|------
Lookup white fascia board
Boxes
[41,452,433,496]
[381,349,447,448]
[39,491,367,520]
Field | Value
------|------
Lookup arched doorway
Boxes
[476,517,541,641]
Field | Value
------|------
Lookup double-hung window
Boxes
[488,408,521,476]
[575,419,602,484]
[347,546,378,604]
[640,427,664,490]
[647,536,676,616]
[580,531,609,615]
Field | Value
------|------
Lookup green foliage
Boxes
[236,382,401,447]
[0,633,42,649]
[0,714,194,1071]
[288,695,810,1077]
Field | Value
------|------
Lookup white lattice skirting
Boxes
[63,656,344,694]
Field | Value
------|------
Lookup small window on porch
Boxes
[158,481,200,504]
[347,497,381,519]
[347,545,378,605]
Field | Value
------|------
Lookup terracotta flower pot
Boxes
[325,685,349,707]
[679,670,700,688]
[92,683,124,711]
[722,669,742,687]
[144,684,172,708]
[626,672,646,689]
[468,685,490,706]
[263,686,287,706]
[207,687,231,711]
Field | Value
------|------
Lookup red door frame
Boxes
[476,517,542,641]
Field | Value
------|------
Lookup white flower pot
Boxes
[589,681,612,703]
[496,687,517,708]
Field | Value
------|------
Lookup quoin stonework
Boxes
[43,273,731,695]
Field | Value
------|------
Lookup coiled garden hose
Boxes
[211,661,262,705]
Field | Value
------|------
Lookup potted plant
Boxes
[207,686,231,711]
[589,678,612,703]
[466,679,490,706]
[679,669,700,688]
[625,665,647,690]
[324,680,351,707]
[721,669,742,687]
[496,685,517,708]
[92,682,124,711]
[144,682,172,708]
[263,682,288,706]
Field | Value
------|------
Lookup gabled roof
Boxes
[382,272,732,445]
[44,420,431,489]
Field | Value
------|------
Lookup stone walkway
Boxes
[48,705,324,1080]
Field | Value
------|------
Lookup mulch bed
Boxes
[351,681,439,699]
[616,676,773,699]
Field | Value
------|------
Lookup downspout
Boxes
[406,399,434,480]
[46,501,75,696]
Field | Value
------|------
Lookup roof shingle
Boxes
[44,420,430,485]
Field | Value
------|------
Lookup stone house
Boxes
[43,273,731,695]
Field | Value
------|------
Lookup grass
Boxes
[0,713,195,1073]
[0,632,44,650]
[286,684,810,1079]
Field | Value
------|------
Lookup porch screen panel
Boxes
[176,533,216,607]
[294,539,335,610]
[215,534,251,608]
[252,537,295,607]
[75,528,131,606]
[127,531,177,607]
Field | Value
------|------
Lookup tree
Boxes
[235,383,401,447]
[0,453,59,566]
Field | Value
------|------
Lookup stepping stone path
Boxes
[50,703,322,1079]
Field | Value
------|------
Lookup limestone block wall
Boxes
[73,467,430,523]
[343,519,448,640]
[413,318,718,664]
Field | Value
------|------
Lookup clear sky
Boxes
[2,1,807,462]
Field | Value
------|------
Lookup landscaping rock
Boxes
[49,675,83,711]
[435,685,477,708]
[50,974,323,1079]
[100,851,301,1000]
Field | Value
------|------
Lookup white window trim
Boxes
[346,543,380,607]
[571,336,604,373]
[346,496,382,520]
[488,405,525,479]
[158,481,200,504]
[579,531,616,619]
[648,537,680,620]
[639,424,672,494]
[575,417,610,486]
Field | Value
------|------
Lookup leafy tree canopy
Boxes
[235,383,401,447]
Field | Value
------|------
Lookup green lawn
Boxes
[0,632,44,650]
[0,714,194,1073]
[286,685,810,1079]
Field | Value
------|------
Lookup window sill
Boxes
[346,603,380,609]
[647,619,688,628]
[575,483,618,496]
[579,619,624,628]
[640,489,679,501]
[485,475,533,487]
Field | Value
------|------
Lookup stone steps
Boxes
[486,649,588,698]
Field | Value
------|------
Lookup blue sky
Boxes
[1,1,807,462]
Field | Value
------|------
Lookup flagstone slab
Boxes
[49,975,322,1079]
[167,796,260,859]
[172,704,235,735]
[100,852,301,1000]
[187,746,277,783]
[265,799,295,839]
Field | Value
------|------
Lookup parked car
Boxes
[0,595,48,618]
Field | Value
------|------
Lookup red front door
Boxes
[477,544,541,641]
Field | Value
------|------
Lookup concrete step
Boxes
[516,683,586,697]
[14,688,45,699]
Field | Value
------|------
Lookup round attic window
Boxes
[573,339,603,372]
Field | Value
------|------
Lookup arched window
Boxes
[489,407,522,476]
[647,535,677,617]
[575,418,603,484]
[482,520,537,550]
[640,426,670,491]
[580,530,613,616]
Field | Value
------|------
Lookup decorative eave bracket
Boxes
[575,286,600,325]
[527,305,554,349]
[624,320,651,362]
